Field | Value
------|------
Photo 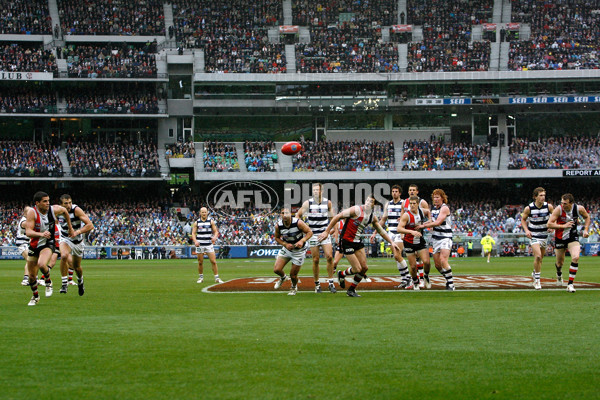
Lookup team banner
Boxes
[279,25,299,33]
[0,71,54,81]
[391,25,412,33]
[506,23,520,30]
[509,96,600,104]
[483,23,497,31]
[247,246,280,258]
[563,169,600,177]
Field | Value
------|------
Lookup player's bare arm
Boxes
[74,207,94,237]
[319,205,358,241]
[547,208,573,230]
[296,220,313,248]
[372,216,400,252]
[25,208,50,239]
[579,206,591,238]
[417,205,449,230]
[211,220,219,243]
[371,202,388,241]
[54,205,75,237]
[191,222,199,246]
[395,213,422,238]
[274,224,293,251]
[521,206,532,238]
[295,200,309,219]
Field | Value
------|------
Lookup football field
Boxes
[1,256,599,400]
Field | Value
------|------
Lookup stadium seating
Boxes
[66,141,160,177]
[402,140,491,171]
[293,140,395,171]
[243,141,277,172]
[0,0,51,34]
[58,0,165,36]
[509,136,600,169]
[0,140,63,177]
[0,44,57,74]
[510,0,600,70]
[203,141,240,172]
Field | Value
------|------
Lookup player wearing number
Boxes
[192,207,223,284]
[17,206,32,286]
[416,189,456,291]
[58,195,94,296]
[521,187,554,290]
[547,193,590,293]
[296,183,337,293]
[396,196,431,290]
[373,185,410,287]
[403,184,430,287]
[320,194,400,297]
[273,208,313,295]
[25,191,73,306]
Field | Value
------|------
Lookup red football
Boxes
[281,141,302,156]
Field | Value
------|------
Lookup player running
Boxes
[396,196,431,290]
[320,194,399,297]
[547,193,590,293]
[273,207,313,295]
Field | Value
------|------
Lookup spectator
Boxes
[244,141,277,172]
[203,141,239,172]
[0,0,51,34]
[0,140,63,177]
[293,140,395,171]
[402,139,491,171]
[508,136,600,169]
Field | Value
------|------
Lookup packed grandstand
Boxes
[2,0,600,256]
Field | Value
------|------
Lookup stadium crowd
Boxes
[166,141,196,158]
[293,140,395,171]
[203,141,240,172]
[172,0,285,73]
[509,136,600,169]
[1,89,56,113]
[58,0,165,36]
[0,44,57,74]
[297,25,399,73]
[0,0,51,34]
[66,141,160,177]
[406,0,493,72]
[62,44,157,78]
[292,0,397,27]
[0,140,63,177]
[243,141,277,172]
[402,140,491,170]
[509,0,600,70]
[63,93,159,114]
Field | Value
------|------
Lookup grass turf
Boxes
[1,256,599,399]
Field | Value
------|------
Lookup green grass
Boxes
[1,256,599,400]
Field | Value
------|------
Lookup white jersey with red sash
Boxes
[341,206,373,243]
[555,204,579,241]
[29,205,57,249]
[404,208,425,245]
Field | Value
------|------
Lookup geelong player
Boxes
[416,189,456,291]
[403,184,430,287]
[520,187,554,290]
[320,194,399,297]
[396,196,431,290]
[192,207,223,284]
[25,191,74,306]
[273,207,313,295]
[296,183,337,293]
[372,185,410,286]
[17,206,32,286]
[547,193,590,293]
[58,194,94,295]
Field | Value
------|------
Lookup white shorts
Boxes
[390,233,404,243]
[196,244,215,254]
[308,235,332,248]
[18,243,29,255]
[432,238,452,254]
[529,237,548,248]
[60,238,84,258]
[277,245,307,266]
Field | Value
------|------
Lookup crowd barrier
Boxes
[2,242,599,260]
